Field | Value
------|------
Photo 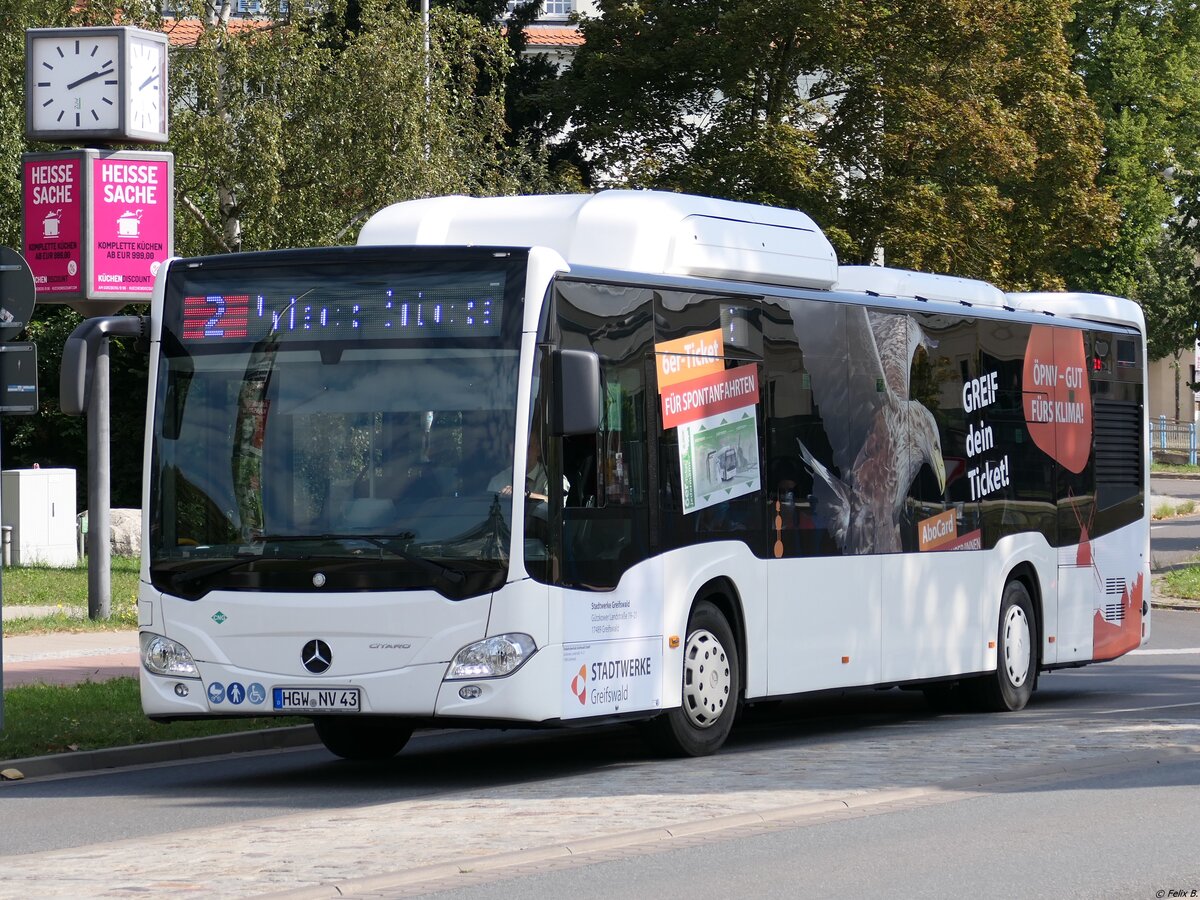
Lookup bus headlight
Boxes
[446,633,536,679]
[140,632,200,678]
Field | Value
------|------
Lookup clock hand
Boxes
[138,73,159,90]
[66,67,115,91]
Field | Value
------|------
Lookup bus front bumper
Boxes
[140,641,564,723]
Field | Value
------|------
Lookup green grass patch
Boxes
[0,678,304,762]
[1152,499,1197,520]
[1163,566,1200,601]
[1,559,307,761]
[1152,462,1200,474]
[2,556,139,634]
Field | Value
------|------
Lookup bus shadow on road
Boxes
[195,661,1200,791]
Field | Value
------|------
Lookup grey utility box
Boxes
[1,467,77,567]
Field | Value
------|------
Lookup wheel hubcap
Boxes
[1003,605,1031,688]
[682,628,731,729]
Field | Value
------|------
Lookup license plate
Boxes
[272,687,360,712]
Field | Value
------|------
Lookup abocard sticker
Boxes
[917,508,982,552]
[563,637,661,720]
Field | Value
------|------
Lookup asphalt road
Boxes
[1152,475,1200,570]
[1,610,1197,898]
[1152,475,1200,503]
[428,755,1200,900]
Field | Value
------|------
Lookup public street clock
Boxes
[128,32,168,137]
[25,27,169,144]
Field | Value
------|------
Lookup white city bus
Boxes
[116,191,1150,759]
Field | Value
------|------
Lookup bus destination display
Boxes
[179,273,504,343]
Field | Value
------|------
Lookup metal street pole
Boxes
[1,424,5,729]
[87,335,111,620]
[423,0,430,160]
[62,316,144,619]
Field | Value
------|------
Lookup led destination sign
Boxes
[178,271,505,344]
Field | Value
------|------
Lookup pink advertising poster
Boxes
[91,155,171,297]
[22,155,84,295]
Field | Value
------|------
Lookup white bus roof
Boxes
[358,194,1144,334]
[357,190,839,290]
[835,265,1009,307]
[1006,292,1145,334]
[836,266,1144,334]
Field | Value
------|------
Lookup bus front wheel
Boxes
[313,716,414,761]
[643,600,740,757]
[974,579,1037,712]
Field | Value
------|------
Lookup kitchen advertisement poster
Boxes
[21,149,173,304]
[90,153,171,298]
[21,154,83,295]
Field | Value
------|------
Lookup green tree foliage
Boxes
[563,0,1115,289]
[501,1,570,157]
[562,0,836,215]
[325,0,579,185]
[4,309,148,509]
[822,0,1115,286]
[1067,0,1200,358]
[1139,229,1200,361]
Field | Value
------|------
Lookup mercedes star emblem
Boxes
[301,639,332,674]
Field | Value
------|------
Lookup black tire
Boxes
[642,600,740,757]
[973,579,1037,712]
[313,716,414,761]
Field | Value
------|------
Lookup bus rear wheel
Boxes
[313,716,414,760]
[973,579,1037,712]
[643,600,739,757]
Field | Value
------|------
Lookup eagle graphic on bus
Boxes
[796,308,947,554]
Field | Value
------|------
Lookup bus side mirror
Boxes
[552,349,601,436]
[59,315,148,415]
[60,334,90,415]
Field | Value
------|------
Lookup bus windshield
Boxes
[148,248,528,600]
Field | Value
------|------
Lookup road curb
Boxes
[0,724,319,780]
[1152,597,1200,610]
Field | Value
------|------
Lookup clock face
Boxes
[128,37,167,136]
[28,35,121,133]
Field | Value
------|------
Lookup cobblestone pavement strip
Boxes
[1,631,139,688]
[0,699,1196,899]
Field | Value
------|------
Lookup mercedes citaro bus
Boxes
[63,191,1149,760]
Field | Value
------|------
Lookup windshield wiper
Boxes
[168,533,465,591]
[169,550,270,590]
[329,534,465,586]
[258,532,415,543]
[258,533,465,586]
